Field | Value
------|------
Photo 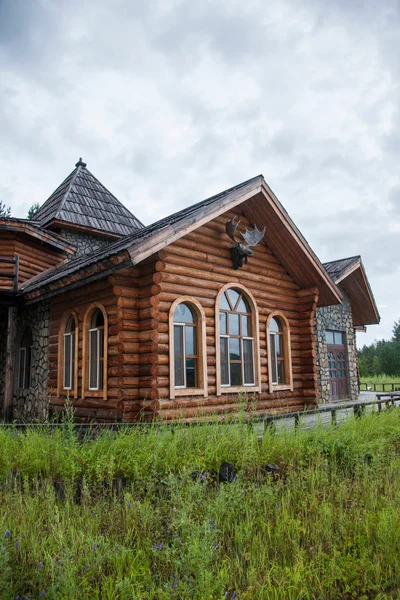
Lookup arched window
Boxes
[63,315,77,391]
[173,303,197,389]
[218,288,255,388]
[267,312,293,392]
[18,328,32,389]
[82,304,108,398]
[169,297,207,399]
[89,309,105,391]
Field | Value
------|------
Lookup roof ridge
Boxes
[55,163,82,219]
[323,255,361,266]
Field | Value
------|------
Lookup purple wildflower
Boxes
[172,574,178,589]
[4,530,11,539]
[57,559,63,566]
[276,502,281,509]
[209,519,215,530]
[127,502,131,509]
[92,543,97,552]
[152,541,165,550]
[14,596,20,600]
[211,542,220,550]
[231,593,237,599]
[39,591,46,598]
[38,562,43,570]
[15,541,20,549]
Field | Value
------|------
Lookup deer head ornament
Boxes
[225,216,266,269]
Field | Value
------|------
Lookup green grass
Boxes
[360,376,400,391]
[2,411,400,599]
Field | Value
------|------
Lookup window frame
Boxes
[169,296,207,400]
[82,303,108,400]
[266,311,293,393]
[215,283,261,396]
[58,312,79,397]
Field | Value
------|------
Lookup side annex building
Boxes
[0,160,379,422]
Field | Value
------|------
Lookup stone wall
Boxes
[315,288,358,403]
[60,229,114,258]
[12,300,50,421]
[0,308,7,417]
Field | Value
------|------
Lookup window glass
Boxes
[326,331,335,344]
[269,317,281,333]
[270,334,277,384]
[334,332,344,345]
[174,325,184,387]
[174,303,194,324]
[63,333,73,389]
[186,358,196,388]
[226,288,240,309]
[229,338,241,361]
[243,339,254,385]
[89,329,98,389]
[173,303,198,389]
[228,313,240,336]
[185,326,195,355]
[219,312,227,335]
[220,337,229,386]
[230,362,241,386]
[219,288,255,387]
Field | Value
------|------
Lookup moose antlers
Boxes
[225,217,266,270]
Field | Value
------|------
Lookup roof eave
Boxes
[0,220,76,254]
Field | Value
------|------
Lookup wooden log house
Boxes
[0,160,380,422]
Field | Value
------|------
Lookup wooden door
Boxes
[326,331,348,401]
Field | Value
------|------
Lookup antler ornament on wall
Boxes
[225,217,266,270]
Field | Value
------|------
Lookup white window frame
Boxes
[174,322,186,389]
[220,335,255,388]
[270,330,280,385]
[63,331,74,390]
[88,327,101,391]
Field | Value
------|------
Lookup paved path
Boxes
[263,392,395,434]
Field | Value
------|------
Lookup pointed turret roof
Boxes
[34,159,144,237]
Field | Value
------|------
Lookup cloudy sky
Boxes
[0,0,399,347]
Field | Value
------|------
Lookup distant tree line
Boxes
[0,202,40,219]
[358,320,400,377]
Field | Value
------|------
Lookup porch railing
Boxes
[360,382,400,392]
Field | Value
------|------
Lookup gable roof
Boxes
[0,218,76,254]
[33,159,144,237]
[323,256,380,326]
[22,174,342,307]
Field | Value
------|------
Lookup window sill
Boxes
[270,384,292,392]
[220,385,259,394]
[174,388,205,397]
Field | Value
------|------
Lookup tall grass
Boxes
[1,411,400,599]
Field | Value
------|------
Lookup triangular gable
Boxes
[22,174,342,307]
[34,159,144,237]
[323,256,380,326]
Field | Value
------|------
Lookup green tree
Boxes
[0,200,11,219]
[27,202,40,219]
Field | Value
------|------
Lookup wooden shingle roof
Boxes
[22,174,341,309]
[323,255,380,326]
[34,159,144,237]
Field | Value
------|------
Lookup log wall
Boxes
[47,206,320,421]
[0,232,66,288]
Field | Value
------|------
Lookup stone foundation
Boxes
[315,288,358,403]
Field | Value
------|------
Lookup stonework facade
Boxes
[12,300,50,421]
[59,229,113,258]
[315,287,359,403]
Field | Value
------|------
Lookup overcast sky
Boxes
[0,0,399,347]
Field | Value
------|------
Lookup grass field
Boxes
[360,376,400,391]
[2,410,400,599]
